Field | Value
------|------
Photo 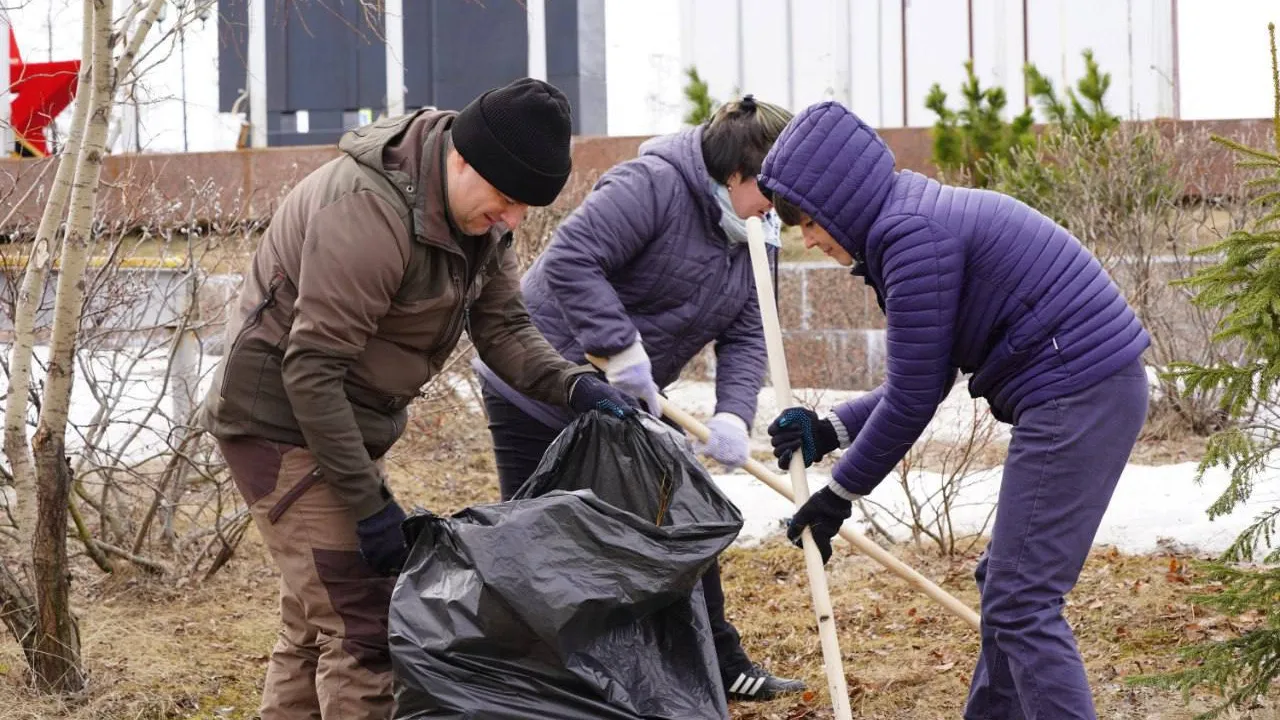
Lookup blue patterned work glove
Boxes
[569,375,638,419]
[768,407,839,470]
[786,487,853,565]
[356,501,409,576]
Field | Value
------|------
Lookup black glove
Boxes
[786,487,853,565]
[568,374,638,418]
[768,407,839,470]
[356,501,409,576]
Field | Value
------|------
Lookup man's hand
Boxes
[569,375,638,418]
[692,412,750,468]
[768,407,839,470]
[785,486,854,565]
[605,339,663,416]
[356,501,409,576]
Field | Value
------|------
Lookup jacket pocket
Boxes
[971,318,1052,398]
[221,271,286,397]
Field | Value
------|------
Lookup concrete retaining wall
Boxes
[683,255,1211,391]
[0,253,1208,392]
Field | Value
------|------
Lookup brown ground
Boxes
[0,400,1269,719]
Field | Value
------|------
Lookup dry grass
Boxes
[0,402,1271,719]
[716,542,1267,719]
[0,548,280,719]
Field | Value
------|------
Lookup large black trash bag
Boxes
[389,411,743,719]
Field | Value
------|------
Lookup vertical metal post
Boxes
[180,21,189,151]
[736,0,745,93]
[992,0,1008,94]
[385,0,405,116]
[1058,0,1068,92]
[1,8,11,156]
[785,0,795,109]
[833,0,852,105]
[1151,0,1177,118]
[526,0,547,81]
[900,0,908,126]
[679,0,695,77]
[1021,0,1030,109]
[967,0,974,62]
[248,0,267,147]
[877,0,885,126]
[1170,0,1181,119]
[1127,0,1136,119]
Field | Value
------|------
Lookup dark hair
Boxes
[771,192,807,227]
[700,95,793,185]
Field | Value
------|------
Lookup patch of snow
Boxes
[711,459,1280,558]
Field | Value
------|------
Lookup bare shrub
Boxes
[512,171,598,270]
[0,167,274,587]
[854,397,1002,557]
[990,124,1267,439]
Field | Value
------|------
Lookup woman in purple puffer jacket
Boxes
[760,101,1149,720]
[472,96,806,703]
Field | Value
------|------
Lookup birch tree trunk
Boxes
[2,0,96,554]
[25,0,170,694]
[0,0,203,693]
[27,0,113,693]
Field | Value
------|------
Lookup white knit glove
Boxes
[692,412,750,469]
[605,338,663,416]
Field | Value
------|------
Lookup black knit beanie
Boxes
[453,78,573,207]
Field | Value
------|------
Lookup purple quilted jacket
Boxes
[475,126,771,428]
[758,101,1149,496]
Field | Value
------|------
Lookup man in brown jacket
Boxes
[199,78,635,720]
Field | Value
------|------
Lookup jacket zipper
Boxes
[430,270,465,359]
[220,271,286,396]
[429,236,503,359]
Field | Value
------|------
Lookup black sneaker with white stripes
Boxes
[723,664,806,702]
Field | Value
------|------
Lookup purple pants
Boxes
[964,359,1148,720]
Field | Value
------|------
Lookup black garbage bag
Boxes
[389,412,743,719]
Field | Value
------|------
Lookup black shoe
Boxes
[723,664,806,702]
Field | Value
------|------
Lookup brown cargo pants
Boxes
[219,436,396,720]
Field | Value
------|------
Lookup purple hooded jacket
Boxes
[758,102,1149,497]
[475,126,771,428]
